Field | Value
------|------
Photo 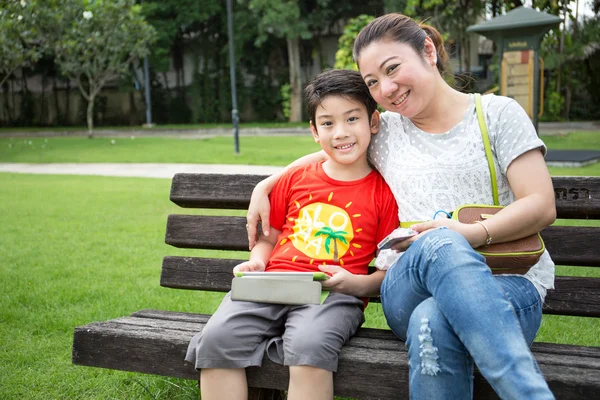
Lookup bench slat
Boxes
[165,215,600,267]
[170,174,265,210]
[169,174,600,218]
[161,256,600,317]
[72,310,600,399]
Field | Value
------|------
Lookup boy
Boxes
[184,69,399,400]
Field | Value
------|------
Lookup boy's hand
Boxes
[233,260,266,275]
[318,265,361,295]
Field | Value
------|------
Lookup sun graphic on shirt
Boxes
[280,191,362,265]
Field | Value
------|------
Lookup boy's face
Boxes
[310,95,379,168]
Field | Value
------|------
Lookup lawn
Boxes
[1,131,599,176]
[1,129,599,399]
[1,172,599,399]
[0,135,319,166]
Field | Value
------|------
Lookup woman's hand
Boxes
[232,260,266,275]
[397,219,488,249]
[246,181,272,250]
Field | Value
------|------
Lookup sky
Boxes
[522,0,596,20]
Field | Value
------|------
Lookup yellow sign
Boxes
[501,50,534,118]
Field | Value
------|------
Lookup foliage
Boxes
[51,0,156,137]
[140,0,222,73]
[280,83,292,120]
[0,0,50,87]
[543,88,565,121]
[248,0,383,122]
[539,8,600,120]
[404,0,485,74]
[334,14,375,70]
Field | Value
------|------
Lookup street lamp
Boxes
[140,0,152,127]
[226,0,240,154]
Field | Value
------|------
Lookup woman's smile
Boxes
[391,90,410,107]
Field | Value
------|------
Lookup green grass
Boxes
[1,129,598,398]
[1,173,599,399]
[539,131,600,149]
[0,136,319,165]
[1,131,599,173]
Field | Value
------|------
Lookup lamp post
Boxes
[140,0,152,127]
[226,0,240,154]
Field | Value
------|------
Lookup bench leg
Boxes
[248,387,286,400]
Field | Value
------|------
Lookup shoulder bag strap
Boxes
[474,93,499,206]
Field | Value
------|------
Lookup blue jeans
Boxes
[381,228,555,400]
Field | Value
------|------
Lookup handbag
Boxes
[451,94,545,275]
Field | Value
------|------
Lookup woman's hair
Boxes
[304,69,377,124]
[353,13,450,77]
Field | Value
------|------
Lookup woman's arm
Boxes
[233,227,281,274]
[246,150,328,249]
[479,148,556,242]
[408,148,556,248]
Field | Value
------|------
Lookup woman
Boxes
[247,13,556,399]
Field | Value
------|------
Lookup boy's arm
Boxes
[233,228,282,274]
[319,266,386,297]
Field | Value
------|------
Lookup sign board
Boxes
[501,50,534,118]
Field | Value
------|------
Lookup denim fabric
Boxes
[381,228,554,400]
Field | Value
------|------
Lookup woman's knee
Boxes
[410,228,485,272]
[406,299,465,376]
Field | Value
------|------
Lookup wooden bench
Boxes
[73,173,600,399]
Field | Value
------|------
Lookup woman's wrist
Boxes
[468,222,490,248]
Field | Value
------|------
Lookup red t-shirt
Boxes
[266,162,399,275]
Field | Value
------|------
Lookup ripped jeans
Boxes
[381,228,555,400]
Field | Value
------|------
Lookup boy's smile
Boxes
[310,95,379,181]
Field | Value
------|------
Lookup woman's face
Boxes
[358,39,437,118]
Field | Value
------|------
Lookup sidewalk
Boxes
[0,163,284,178]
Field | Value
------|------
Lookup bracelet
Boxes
[475,220,492,245]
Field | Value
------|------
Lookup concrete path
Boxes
[0,163,284,179]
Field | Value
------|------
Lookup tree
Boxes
[248,0,382,122]
[334,14,375,70]
[249,0,311,122]
[0,0,48,87]
[52,0,156,137]
[405,0,485,75]
[315,227,348,262]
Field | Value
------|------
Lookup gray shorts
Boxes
[184,291,364,372]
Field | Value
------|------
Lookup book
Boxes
[234,271,329,281]
[231,272,329,305]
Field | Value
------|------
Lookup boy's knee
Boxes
[200,323,234,348]
[286,333,328,357]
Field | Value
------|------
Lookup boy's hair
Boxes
[304,69,377,125]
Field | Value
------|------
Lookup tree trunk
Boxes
[65,78,71,125]
[129,90,137,126]
[53,75,61,125]
[462,35,471,74]
[287,37,303,122]
[87,95,95,139]
[564,84,571,121]
[333,239,339,262]
[41,69,46,125]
